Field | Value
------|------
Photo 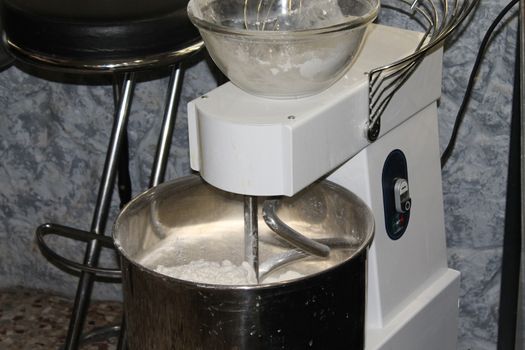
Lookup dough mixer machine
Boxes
[183,0,478,348]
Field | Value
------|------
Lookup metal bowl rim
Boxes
[112,174,375,290]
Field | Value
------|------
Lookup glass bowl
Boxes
[188,0,380,99]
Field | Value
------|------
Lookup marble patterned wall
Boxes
[439,0,518,348]
[0,0,519,349]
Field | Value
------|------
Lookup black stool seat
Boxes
[3,0,201,71]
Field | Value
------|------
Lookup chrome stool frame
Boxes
[3,9,204,349]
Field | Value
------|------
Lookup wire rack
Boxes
[366,0,479,141]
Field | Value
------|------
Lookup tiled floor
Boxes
[0,288,122,350]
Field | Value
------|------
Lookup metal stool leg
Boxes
[117,130,132,208]
[114,79,133,209]
[150,63,184,187]
[117,63,184,350]
[64,72,136,350]
[116,317,128,350]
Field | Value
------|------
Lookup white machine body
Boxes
[188,24,460,349]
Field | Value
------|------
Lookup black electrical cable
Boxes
[441,0,519,167]
[496,20,522,350]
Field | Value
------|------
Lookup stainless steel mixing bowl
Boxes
[187,0,380,98]
[113,175,374,349]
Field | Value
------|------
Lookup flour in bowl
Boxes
[155,259,306,285]
[155,259,258,285]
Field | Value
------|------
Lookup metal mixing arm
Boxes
[262,199,331,257]
[244,196,260,282]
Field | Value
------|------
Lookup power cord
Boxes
[440,0,519,168]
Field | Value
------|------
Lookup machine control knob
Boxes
[393,178,411,213]
[382,150,410,240]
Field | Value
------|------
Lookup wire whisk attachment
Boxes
[243,0,303,30]
[242,0,349,31]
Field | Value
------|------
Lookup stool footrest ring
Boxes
[36,223,122,281]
